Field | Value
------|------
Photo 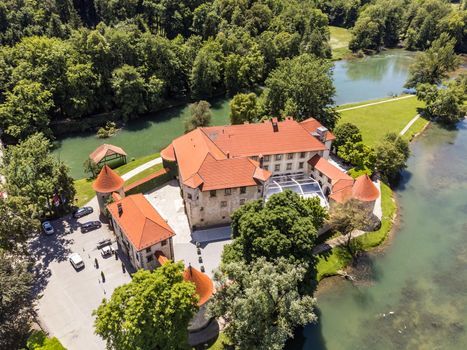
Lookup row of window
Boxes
[220,198,245,208]
[262,152,307,162]
[315,170,330,183]
[144,239,167,253]
[210,186,247,197]
[264,162,304,172]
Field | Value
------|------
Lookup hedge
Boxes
[124,168,173,195]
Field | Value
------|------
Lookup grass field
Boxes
[329,26,352,60]
[74,152,160,207]
[337,96,426,147]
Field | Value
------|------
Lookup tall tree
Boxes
[94,262,198,350]
[0,80,53,140]
[333,122,363,150]
[374,133,410,181]
[405,33,460,88]
[208,258,317,350]
[190,40,223,99]
[185,100,212,132]
[262,54,337,127]
[111,65,147,120]
[0,251,34,350]
[1,133,75,218]
[229,93,259,125]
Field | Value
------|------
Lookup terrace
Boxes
[265,173,328,207]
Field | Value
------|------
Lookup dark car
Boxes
[73,206,93,218]
[81,221,102,233]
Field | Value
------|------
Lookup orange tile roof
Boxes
[308,155,353,184]
[111,192,122,202]
[300,118,336,141]
[155,251,170,265]
[172,128,226,183]
[194,154,270,191]
[352,175,379,202]
[92,165,124,193]
[160,143,176,162]
[202,118,326,158]
[90,144,127,164]
[183,265,214,306]
[332,178,355,193]
[329,186,353,203]
[107,194,175,251]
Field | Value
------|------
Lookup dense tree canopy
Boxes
[229,92,259,125]
[185,100,212,132]
[223,190,327,293]
[374,132,410,181]
[261,54,338,127]
[208,258,317,350]
[333,122,362,150]
[1,133,75,217]
[0,251,34,350]
[94,262,198,350]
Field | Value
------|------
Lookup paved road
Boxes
[337,95,415,112]
[121,157,162,181]
[33,198,131,350]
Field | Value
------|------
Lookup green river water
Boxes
[53,49,415,179]
[289,121,467,349]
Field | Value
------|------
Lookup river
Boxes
[53,49,415,179]
[288,120,467,349]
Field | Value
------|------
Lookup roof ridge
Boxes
[199,127,227,157]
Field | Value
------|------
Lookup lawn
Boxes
[337,96,425,147]
[208,332,231,350]
[315,182,395,281]
[329,26,352,60]
[74,152,160,207]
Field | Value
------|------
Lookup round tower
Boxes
[92,165,125,214]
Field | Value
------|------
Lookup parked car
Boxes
[73,206,93,218]
[81,221,102,233]
[97,238,112,249]
[42,221,54,235]
[69,253,85,270]
[101,245,113,257]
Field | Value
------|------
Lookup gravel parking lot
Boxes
[32,198,132,350]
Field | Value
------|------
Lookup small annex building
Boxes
[92,165,125,214]
[89,144,127,167]
[108,193,175,270]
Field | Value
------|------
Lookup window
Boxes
[287,153,294,160]
[300,152,306,158]
[240,187,246,194]
[275,154,282,161]
[187,193,192,200]
[286,163,292,171]
[240,199,245,205]
[146,255,153,263]
[210,190,216,197]
[145,247,151,253]
[221,201,227,208]
[274,164,280,172]
[264,165,269,171]
[299,162,304,169]
[161,239,167,246]
[264,155,270,162]
[200,207,204,211]
[225,188,231,195]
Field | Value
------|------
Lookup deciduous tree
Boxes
[111,65,146,120]
[333,122,363,150]
[185,100,212,132]
[94,262,198,350]
[208,258,317,350]
[374,133,410,181]
[229,93,259,125]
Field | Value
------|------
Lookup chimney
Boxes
[272,117,279,132]
[188,263,193,277]
[317,126,328,143]
[226,151,230,159]
[117,203,123,216]
[259,154,264,168]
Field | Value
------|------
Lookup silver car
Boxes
[42,221,54,235]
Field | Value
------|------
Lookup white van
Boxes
[69,253,85,270]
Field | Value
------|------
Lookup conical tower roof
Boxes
[183,265,214,306]
[92,165,124,193]
[352,175,379,202]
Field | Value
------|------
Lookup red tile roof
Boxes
[192,154,270,191]
[107,194,175,251]
[329,186,353,203]
[92,165,124,193]
[183,265,214,306]
[90,144,127,164]
[352,175,379,202]
[300,118,336,141]
[308,155,353,184]
[155,251,170,265]
[160,143,176,162]
[202,118,326,158]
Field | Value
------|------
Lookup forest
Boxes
[0,0,465,142]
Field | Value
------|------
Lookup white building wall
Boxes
[308,165,333,196]
[260,151,322,175]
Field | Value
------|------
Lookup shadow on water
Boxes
[286,307,327,350]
